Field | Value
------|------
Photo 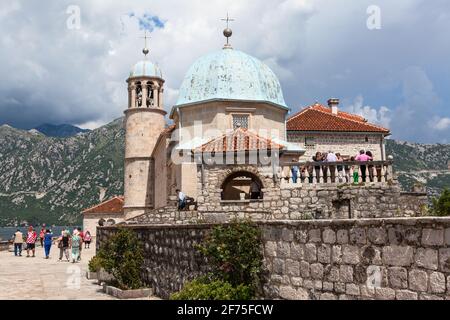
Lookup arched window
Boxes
[135,82,143,107]
[106,219,116,226]
[221,171,263,201]
[98,218,106,226]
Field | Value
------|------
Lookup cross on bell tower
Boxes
[221,13,235,49]
[141,30,150,58]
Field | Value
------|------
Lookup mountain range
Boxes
[0,119,448,226]
[33,123,90,137]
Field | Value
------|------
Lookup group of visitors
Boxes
[290,149,375,183]
[12,225,92,263]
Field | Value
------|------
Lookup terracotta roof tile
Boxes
[195,128,284,153]
[287,103,390,134]
[82,196,124,215]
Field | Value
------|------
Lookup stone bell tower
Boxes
[123,37,166,220]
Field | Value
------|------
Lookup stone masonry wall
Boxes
[197,164,428,222]
[262,218,450,300]
[96,224,211,299]
[97,217,450,300]
[287,132,385,161]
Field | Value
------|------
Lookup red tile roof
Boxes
[195,128,284,153]
[82,196,124,215]
[287,103,390,134]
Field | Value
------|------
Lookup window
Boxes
[305,137,316,146]
[232,114,249,129]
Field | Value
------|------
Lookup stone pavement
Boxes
[0,245,116,300]
[0,245,158,300]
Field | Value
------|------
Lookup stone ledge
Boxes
[100,217,450,231]
[102,284,153,299]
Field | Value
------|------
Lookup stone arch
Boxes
[220,168,264,201]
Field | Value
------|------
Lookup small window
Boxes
[365,136,369,142]
[305,137,316,146]
[232,114,249,129]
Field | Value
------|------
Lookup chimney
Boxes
[328,98,339,115]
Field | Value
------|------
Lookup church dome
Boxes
[175,48,288,108]
[129,60,162,79]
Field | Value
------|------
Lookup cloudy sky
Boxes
[0,0,449,143]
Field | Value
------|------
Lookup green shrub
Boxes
[197,219,263,291]
[431,188,450,216]
[170,277,252,300]
[88,255,103,273]
[97,228,144,290]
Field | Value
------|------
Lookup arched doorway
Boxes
[221,171,263,201]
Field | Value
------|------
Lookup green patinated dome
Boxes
[175,48,288,109]
[129,60,162,79]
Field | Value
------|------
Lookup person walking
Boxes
[58,231,71,262]
[71,229,81,263]
[77,228,84,261]
[12,229,24,257]
[83,231,92,249]
[43,229,53,259]
[39,225,46,247]
[25,226,37,257]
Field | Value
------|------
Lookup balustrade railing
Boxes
[279,161,394,186]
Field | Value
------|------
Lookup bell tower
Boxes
[123,34,166,220]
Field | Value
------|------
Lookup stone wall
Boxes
[262,218,450,300]
[97,217,450,300]
[196,164,428,222]
[287,132,386,161]
[97,224,211,299]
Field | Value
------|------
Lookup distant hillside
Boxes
[385,140,450,198]
[0,119,124,226]
[34,123,90,137]
[0,120,448,226]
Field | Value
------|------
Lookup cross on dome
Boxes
[221,13,235,49]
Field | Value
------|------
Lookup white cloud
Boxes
[431,118,450,131]
[0,0,448,143]
[343,95,391,129]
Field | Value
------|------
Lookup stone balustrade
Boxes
[279,161,394,186]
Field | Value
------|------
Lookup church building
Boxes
[84,23,426,230]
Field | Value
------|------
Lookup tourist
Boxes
[77,228,84,261]
[43,229,53,259]
[39,225,46,247]
[250,180,261,199]
[355,150,371,182]
[83,231,92,249]
[291,160,299,184]
[366,150,375,182]
[326,150,337,162]
[71,229,81,263]
[336,153,344,183]
[312,152,323,180]
[325,150,337,182]
[350,156,359,184]
[58,230,71,262]
[176,189,186,210]
[12,229,24,257]
[25,226,37,257]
